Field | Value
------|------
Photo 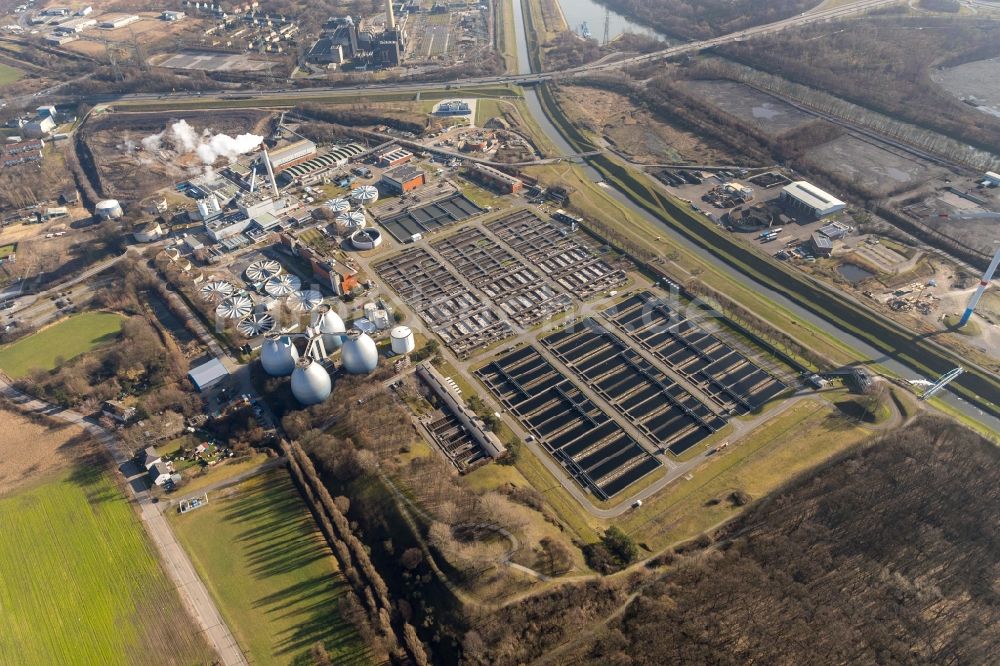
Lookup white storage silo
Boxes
[95,199,123,219]
[340,330,378,374]
[390,325,415,355]
[260,334,298,376]
[291,357,332,405]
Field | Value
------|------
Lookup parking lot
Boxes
[476,345,662,500]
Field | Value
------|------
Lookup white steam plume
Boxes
[140,119,263,165]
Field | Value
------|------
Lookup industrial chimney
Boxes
[386,0,395,29]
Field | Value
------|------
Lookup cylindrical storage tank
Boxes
[340,329,378,375]
[350,227,382,250]
[291,357,332,405]
[315,304,346,351]
[260,333,299,376]
[95,199,123,219]
[390,325,415,355]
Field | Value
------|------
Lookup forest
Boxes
[572,416,999,664]
[720,18,1000,153]
[599,0,820,40]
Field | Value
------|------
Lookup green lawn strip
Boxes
[618,400,869,551]
[0,62,23,86]
[0,311,124,378]
[169,469,367,666]
[0,466,211,666]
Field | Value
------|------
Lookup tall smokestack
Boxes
[386,0,395,29]
[262,149,279,198]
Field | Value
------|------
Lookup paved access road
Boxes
[0,376,248,666]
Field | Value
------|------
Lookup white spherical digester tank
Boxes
[340,329,379,375]
[314,304,346,351]
[260,333,299,376]
[291,357,332,405]
[390,325,415,355]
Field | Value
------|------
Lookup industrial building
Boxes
[161,10,185,20]
[416,361,505,470]
[810,232,833,257]
[188,356,230,391]
[264,139,317,171]
[376,146,412,168]
[100,14,141,28]
[277,143,366,185]
[467,163,523,194]
[779,181,846,219]
[23,116,55,138]
[381,165,425,193]
[435,100,471,116]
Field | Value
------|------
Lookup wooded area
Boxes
[720,18,1000,153]
[577,416,999,664]
[600,0,820,40]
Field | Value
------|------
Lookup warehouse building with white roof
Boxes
[779,181,846,219]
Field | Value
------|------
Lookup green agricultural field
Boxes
[0,63,23,86]
[0,466,212,665]
[0,311,124,378]
[0,243,16,259]
[170,469,368,665]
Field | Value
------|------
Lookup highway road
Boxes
[14,0,895,110]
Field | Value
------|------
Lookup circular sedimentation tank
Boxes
[325,197,350,213]
[238,312,275,337]
[291,357,332,405]
[350,185,379,206]
[245,259,282,283]
[264,273,301,297]
[287,289,323,312]
[260,333,299,375]
[215,294,253,319]
[199,280,235,302]
[341,329,378,375]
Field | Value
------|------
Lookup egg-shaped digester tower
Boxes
[315,304,346,351]
[340,329,378,374]
[260,334,299,376]
[291,357,332,405]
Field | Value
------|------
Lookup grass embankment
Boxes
[533,82,1000,422]
[0,311,124,378]
[115,87,521,113]
[170,469,367,666]
[0,62,23,86]
[0,466,212,665]
[499,0,518,72]
[618,399,869,552]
